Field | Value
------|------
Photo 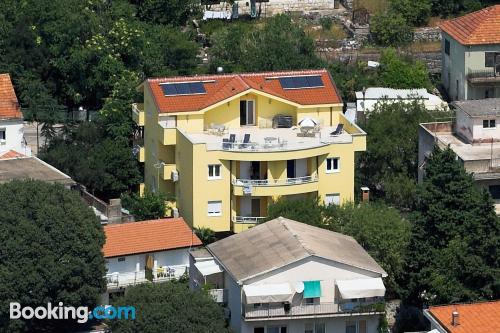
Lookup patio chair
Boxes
[330,124,344,136]
[240,133,250,148]
[229,134,236,142]
[222,138,231,150]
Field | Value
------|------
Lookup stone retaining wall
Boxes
[413,27,441,42]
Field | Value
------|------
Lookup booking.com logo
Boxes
[10,302,136,323]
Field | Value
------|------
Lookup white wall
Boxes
[241,315,380,333]
[455,109,474,142]
[471,116,500,141]
[0,120,28,155]
[226,272,243,333]
[106,247,191,274]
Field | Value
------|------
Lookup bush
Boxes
[319,17,333,31]
[370,11,413,46]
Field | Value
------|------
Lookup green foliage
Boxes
[389,0,432,26]
[319,17,333,31]
[209,14,322,73]
[430,0,484,17]
[370,11,413,47]
[137,0,202,26]
[121,191,167,221]
[266,196,323,226]
[109,281,231,333]
[194,227,217,245]
[324,202,411,297]
[0,180,106,332]
[405,147,500,305]
[378,49,432,90]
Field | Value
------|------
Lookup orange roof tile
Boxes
[439,5,500,45]
[0,150,25,159]
[0,74,22,120]
[146,69,342,113]
[103,218,202,258]
[428,301,500,333]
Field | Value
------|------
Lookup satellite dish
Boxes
[294,281,304,293]
[217,66,224,74]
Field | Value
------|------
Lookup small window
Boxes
[305,323,314,333]
[118,257,126,262]
[346,323,357,333]
[254,328,265,333]
[305,298,316,305]
[267,326,287,333]
[315,323,326,333]
[325,194,340,206]
[483,119,496,128]
[444,39,450,55]
[208,164,221,180]
[485,52,496,67]
[207,200,222,216]
[0,128,5,142]
[326,157,340,173]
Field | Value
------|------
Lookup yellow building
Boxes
[134,69,366,233]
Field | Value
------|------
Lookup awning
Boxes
[336,278,385,299]
[303,280,322,298]
[243,283,294,304]
[194,260,222,276]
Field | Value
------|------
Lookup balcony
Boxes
[132,103,145,126]
[106,265,187,290]
[232,216,268,224]
[232,175,319,196]
[244,301,384,320]
[466,68,500,84]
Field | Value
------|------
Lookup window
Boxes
[326,157,340,173]
[346,322,357,333]
[444,39,450,55]
[315,323,326,333]
[207,201,222,216]
[485,52,499,67]
[489,185,500,199]
[240,100,255,126]
[305,298,315,305]
[118,257,126,262]
[305,323,314,333]
[208,164,221,180]
[0,128,5,143]
[483,119,496,128]
[254,328,265,333]
[267,326,287,333]
[325,194,340,206]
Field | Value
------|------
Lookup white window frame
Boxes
[240,100,256,126]
[325,193,340,206]
[207,200,222,217]
[0,128,6,144]
[208,164,222,180]
[483,119,496,129]
[326,157,340,173]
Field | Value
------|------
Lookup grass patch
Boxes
[354,0,389,14]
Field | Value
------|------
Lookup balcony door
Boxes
[240,100,255,126]
[251,199,260,217]
[287,160,296,178]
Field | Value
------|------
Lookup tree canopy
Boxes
[0,180,106,332]
[121,191,167,221]
[109,282,231,333]
[404,147,500,305]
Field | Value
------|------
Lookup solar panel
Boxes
[278,75,324,89]
[161,82,206,96]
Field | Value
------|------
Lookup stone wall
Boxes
[413,27,441,43]
[213,0,342,16]
[340,0,353,10]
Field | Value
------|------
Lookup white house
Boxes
[103,218,202,295]
[0,74,31,157]
[190,217,388,333]
[355,87,447,122]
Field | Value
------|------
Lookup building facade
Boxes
[0,74,31,157]
[190,217,387,333]
[418,98,500,214]
[440,5,500,101]
[135,70,366,233]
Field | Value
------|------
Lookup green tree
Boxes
[378,49,432,90]
[110,282,231,333]
[137,0,202,26]
[323,202,411,297]
[121,191,167,221]
[0,180,106,332]
[370,11,413,47]
[266,196,323,226]
[389,0,432,26]
[405,147,500,305]
[194,227,217,245]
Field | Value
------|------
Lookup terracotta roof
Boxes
[103,218,202,258]
[439,5,500,45]
[146,69,342,114]
[0,74,22,120]
[0,150,25,159]
[427,301,500,333]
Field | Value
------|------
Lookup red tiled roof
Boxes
[0,150,25,159]
[147,69,342,113]
[439,5,500,45]
[0,74,22,120]
[103,218,202,258]
[428,301,500,333]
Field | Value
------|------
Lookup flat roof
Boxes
[453,98,500,117]
[0,156,75,185]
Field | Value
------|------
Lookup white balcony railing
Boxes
[106,265,187,289]
[232,216,268,224]
[233,175,318,187]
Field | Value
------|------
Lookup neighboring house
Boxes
[135,69,366,233]
[423,300,500,333]
[355,87,447,122]
[103,218,202,296]
[418,98,500,214]
[439,5,500,100]
[0,73,31,156]
[190,217,387,333]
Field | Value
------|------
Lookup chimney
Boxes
[108,198,123,224]
[361,186,370,203]
[452,311,460,326]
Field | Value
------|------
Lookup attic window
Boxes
[160,82,206,96]
[278,75,324,89]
